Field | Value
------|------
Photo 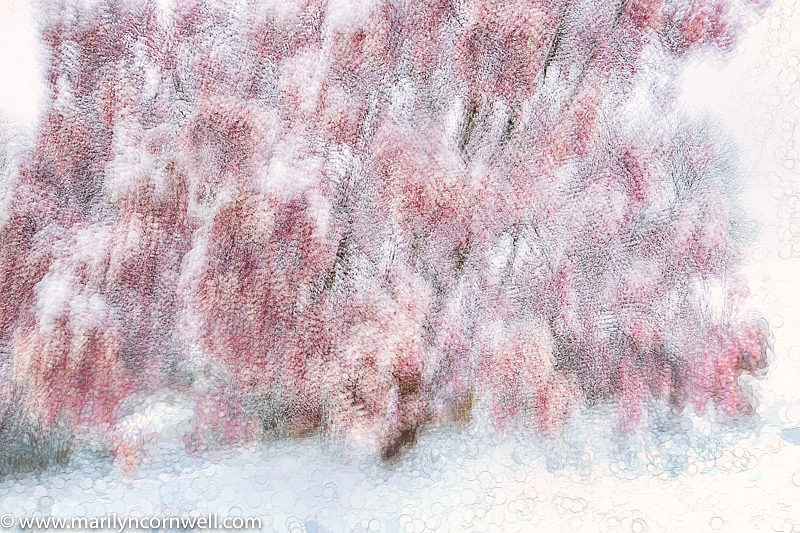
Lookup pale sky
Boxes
[0,0,44,126]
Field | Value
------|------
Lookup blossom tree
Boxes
[0,0,771,462]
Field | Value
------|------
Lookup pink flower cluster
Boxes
[0,0,770,458]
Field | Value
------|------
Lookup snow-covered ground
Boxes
[1,0,800,532]
[0,393,798,533]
